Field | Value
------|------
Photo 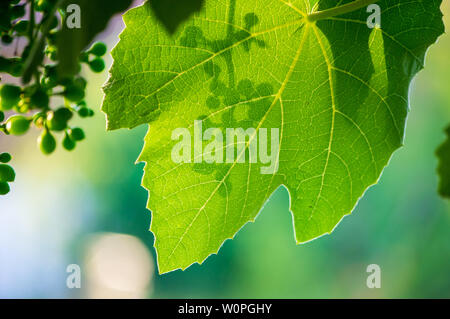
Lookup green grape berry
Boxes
[89,58,105,73]
[1,84,21,100]
[38,129,56,155]
[1,84,21,110]
[64,85,85,102]
[0,182,10,195]
[69,127,85,141]
[47,108,72,131]
[73,77,87,89]
[6,115,30,135]
[0,164,15,182]
[89,42,107,57]
[57,107,73,121]
[62,133,76,151]
[78,107,90,118]
[1,34,13,45]
[30,88,50,108]
[43,65,58,87]
[0,153,12,163]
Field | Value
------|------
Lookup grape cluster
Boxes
[0,152,14,195]
[0,0,107,195]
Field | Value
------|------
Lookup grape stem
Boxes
[307,0,380,22]
[22,0,64,84]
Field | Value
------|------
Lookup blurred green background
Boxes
[0,2,449,299]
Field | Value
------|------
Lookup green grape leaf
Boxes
[102,0,444,273]
[436,125,450,198]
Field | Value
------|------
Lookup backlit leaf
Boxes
[102,0,444,273]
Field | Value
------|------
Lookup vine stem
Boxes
[307,0,380,22]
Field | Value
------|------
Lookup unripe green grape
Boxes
[64,84,85,102]
[38,129,56,155]
[1,34,13,45]
[33,115,45,129]
[0,182,10,195]
[16,99,29,112]
[89,42,107,57]
[1,84,21,100]
[1,84,21,110]
[17,100,30,113]
[0,164,15,182]
[78,107,90,118]
[62,133,76,151]
[0,153,12,163]
[69,127,85,141]
[58,107,73,121]
[47,108,72,131]
[89,58,105,73]
[43,65,58,87]
[30,88,49,108]
[47,112,65,131]
[6,115,30,135]
[73,77,87,89]
[43,76,57,88]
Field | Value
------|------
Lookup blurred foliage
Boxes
[436,126,450,198]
